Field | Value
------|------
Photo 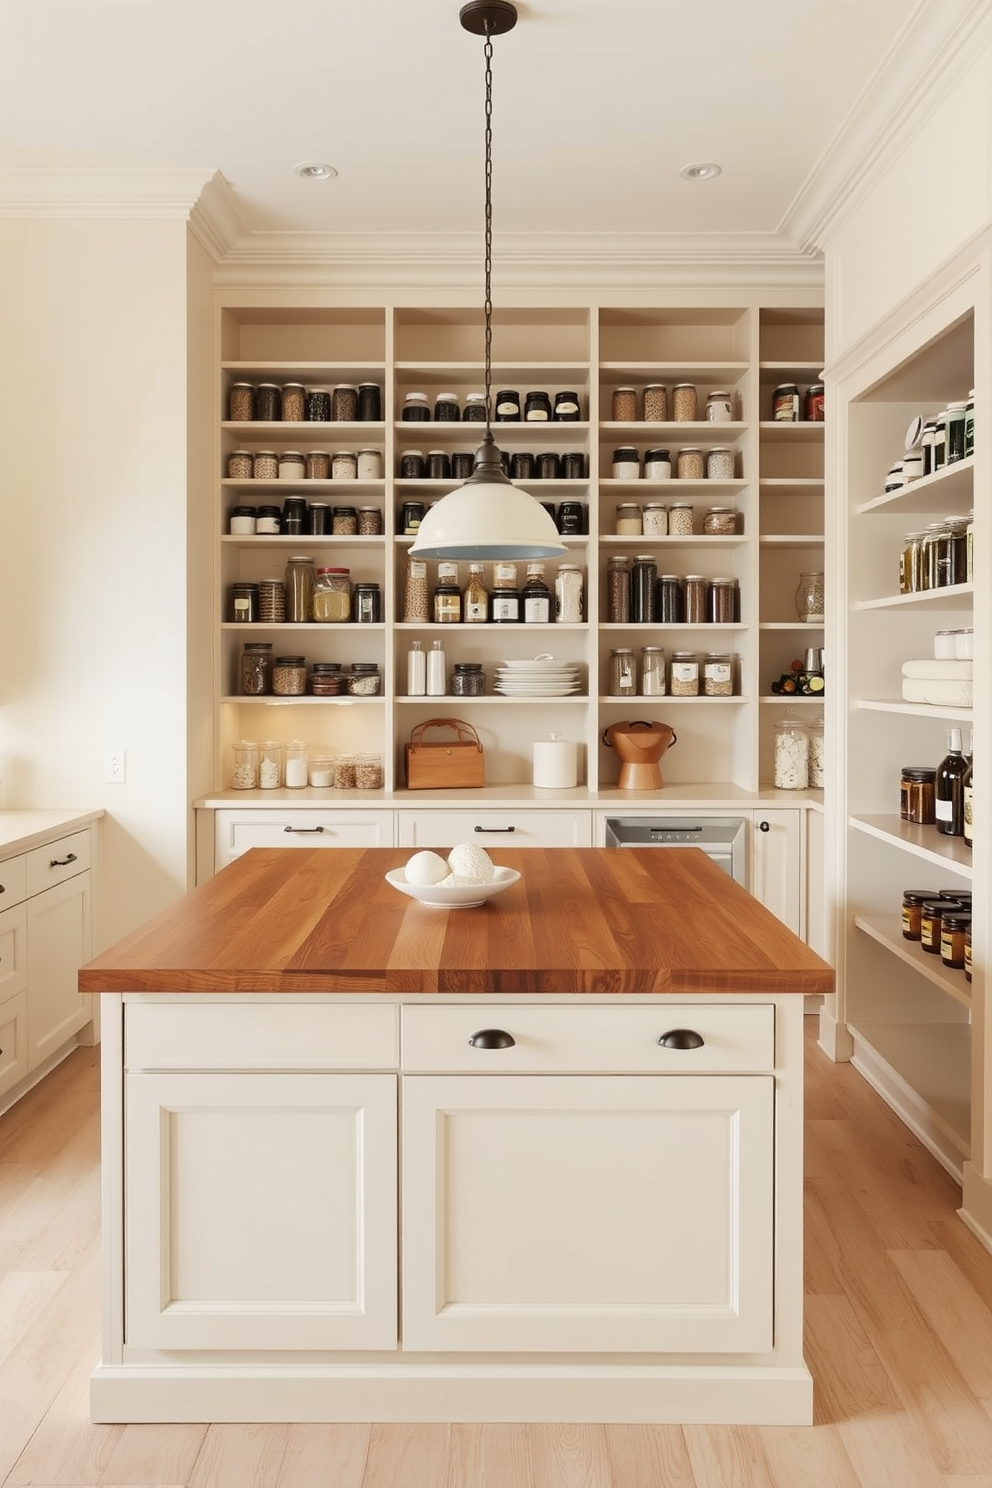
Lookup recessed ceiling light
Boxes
[680,162,722,181]
[293,161,338,181]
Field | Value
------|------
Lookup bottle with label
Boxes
[935,727,968,836]
[407,640,426,696]
[963,730,974,849]
[463,563,489,623]
[522,564,552,623]
[426,639,446,697]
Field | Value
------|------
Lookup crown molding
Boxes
[187,173,251,259]
[783,0,992,253]
[0,167,217,219]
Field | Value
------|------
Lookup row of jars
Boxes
[230,561,381,624]
[899,516,973,593]
[401,390,582,422]
[885,394,974,490]
[239,648,382,697]
[773,713,825,790]
[610,385,734,423]
[227,448,383,481]
[228,383,382,423]
[607,648,734,698]
[403,559,584,624]
[610,447,735,481]
[901,889,972,978]
[606,559,738,624]
[612,502,737,536]
[399,448,586,481]
[769,383,825,422]
[231,739,384,789]
[229,500,383,536]
[401,496,585,537]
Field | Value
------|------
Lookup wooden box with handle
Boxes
[405,717,486,790]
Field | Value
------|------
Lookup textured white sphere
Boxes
[404,850,451,885]
[446,842,495,884]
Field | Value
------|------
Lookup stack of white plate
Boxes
[495,658,582,696]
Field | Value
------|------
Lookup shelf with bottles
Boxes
[221,532,388,550]
[857,455,974,515]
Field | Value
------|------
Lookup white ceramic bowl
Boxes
[385,865,520,909]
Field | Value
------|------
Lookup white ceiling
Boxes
[0,0,974,258]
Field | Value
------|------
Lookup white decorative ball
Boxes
[446,842,495,884]
[404,850,451,885]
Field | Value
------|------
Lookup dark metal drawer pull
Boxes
[49,853,78,868]
[468,1028,516,1049]
[283,825,326,835]
[473,825,516,833]
[657,1029,705,1050]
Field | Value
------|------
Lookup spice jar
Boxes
[670,651,699,697]
[668,502,694,535]
[279,451,306,481]
[804,384,825,421]
[921,899,965,955]
[285,555,316,623]
[795,571,825,622]
[331,451,358,481]
[555,564,584,622]
[255,385,280,422]
[900,766,936,824]
[606,555,631,622]
[644,448,672,480]
[231,740,260,790]
[676,448,705,480]
[608,648,636,697]
[940,912,971,968]
[642,502,668,536]
[640,646,666,696]
[615,503,642,535]
[272,658,308,697]
[672,384,698,421]
[703,653,733,697]
[706,448,734,480]
[305,387,331,422]
[495,389,521,421]
[305,450,330,480]
[643,385,668,421]
[346,664,382,697]
[284,740,309,789]
[332,385,359,422]
[312,566,351,622]
[706,391,733,422]
[310,663,344,697]
[252,450,279,480]
[240,642,273,696]
[612,387,638,421]
[228,450,254,479]
[451,662,486,696]
[703,506,737,535]
[902,889,940,940]
[612,446,640,479]
[522,563,552,622]
[259,739,283,787]
[229,383,255,421]
[774,713,809,789]
[282,384,306,422]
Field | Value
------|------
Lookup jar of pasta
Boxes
[313,566,351,622]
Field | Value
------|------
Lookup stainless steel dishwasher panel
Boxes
[604,816,748,886]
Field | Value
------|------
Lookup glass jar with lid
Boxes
[615,503,642,535]
[231,740,260,790]
[707,578,736,623]
[284,740,309,789]
[794,571,825,623]
[668,501,695,535]
[282,384,306,422]
[331,385,358,421]
[272,657,308,697]
[676,447,705,480]
[706,448,734,481]
[672,384,698,421]
[774,713,809,789]
[228,450,254,479]
[355,753,384,789]
[331,452,358,482]
[612,447,640,480]
[312,566,351,622]
[642,502,668,536]
[403,557,429,622]
[228,383,255,421]
[703,653,733,697]
[402,392,431,421]
[284,554,316,623]
[353,581,381,623]
[612,387,638,421]
[670,652,699,696]
[640,646,666,696]
[347,663,382,697]
[278,451,306,481]
[229,581,259,623]
[463,563,489,622]
[522,564,552,623]
[705,391,733,422]
[254,384,280,421]
[606,555,631,622]
[806,716,825,788]
[451,662,486,696]
[608,648,636,697]
[252,450,279,480]
[555,565,584,622]
[240,642,273,696]
[644,448,672,480]
[259,739,283,787]
[702,505,737,535]
[434,392,461,421]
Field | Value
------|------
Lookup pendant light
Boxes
[409,1,566,561]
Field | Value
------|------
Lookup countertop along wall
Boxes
[0,215,214,952]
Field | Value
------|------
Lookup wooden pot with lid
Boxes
[602,720,678,790]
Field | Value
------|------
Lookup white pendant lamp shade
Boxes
[409,439,566,560]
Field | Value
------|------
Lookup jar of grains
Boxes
[231,740,259,790]
[355,753,385,789]
[334,755,357,789]
[703,505,737,534]
[255,385,280,421]
[404,558,430,621]
[279,451,306,481]
[310,663,344,696]
[272,657,308,697]
[555,564,584,622]
[606,555,631,622]
[612,447,640,479]
[640,646,666,695]
[358,505,383,534]
[642,502,668,536]
[305,387,331,422]
[612,387,638,421]
[313,566,351,622]
[668,502,694,534]
[285,555,315,623]
[240,642,273,696]
[672,384,698,421]
[608,648,637,697]
[644,449,672,480]
[670,652,699,696]
[332,385,359,422]
[347,664,382,697]
[703,653,733,696]
[332,505,358,534]
[331,451,358,481]
[774,713,809,790]
[258,578,286,623]
[282,384,306,422]
[706,447,734,480]
[305,450,330,480]
[707,578,736,623]
[615,503,642,535]
[228,450,254,479]
[682,575,707,624]
[676,448,705,480]
[259,740,283,787]
[643,385,668,421]
[229,383,254,421]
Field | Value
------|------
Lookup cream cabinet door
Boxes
[749,809,803,936]
[26,871,92,1070]
[402,1073,773,1355]
[125,1071,397,1352]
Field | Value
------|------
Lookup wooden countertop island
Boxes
[85,847,832,1428]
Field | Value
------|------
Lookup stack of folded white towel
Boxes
[901,658,973,706]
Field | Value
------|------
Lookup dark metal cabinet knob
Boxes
[657,1028,705,1050]
[467,1028,516,1049]
[758,820,771,833]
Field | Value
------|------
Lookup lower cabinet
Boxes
[397,809,592,849]
[749,808,803,937]
[213,807,395,867]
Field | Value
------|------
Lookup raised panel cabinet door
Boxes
[750,809,803,936]
[0,990,28,1098]
[124,1071,397,1352]
[402,1073,774,1355]
[26,871,92,1071]
[0,903,28,1004]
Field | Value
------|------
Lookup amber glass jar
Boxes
[902,889,940,940]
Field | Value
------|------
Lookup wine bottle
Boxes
[935,727,968,836]
[963,745,974,850]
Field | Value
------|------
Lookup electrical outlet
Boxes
[104,749,126,785]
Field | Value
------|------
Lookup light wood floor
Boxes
[2,1021,992,1488]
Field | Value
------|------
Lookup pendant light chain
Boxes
[483,24,494,436]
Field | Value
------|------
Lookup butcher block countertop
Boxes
[79,846,834,997]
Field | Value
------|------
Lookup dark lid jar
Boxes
[494,389,521,421]
[920,899,964,953]
[347,663,382,696]
[553,390,581,421]
[940,912,971,968]
[524,390,552,422]
[900,765,937,824]
[902,888,941,940]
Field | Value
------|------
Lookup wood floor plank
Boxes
[682,1424,775,1488]
[931,1218,992,1304]
[361,1424,451,1488]
[186,1424,291,1488]
[810,1115,956,1249]
[603,1424,694,1487]
[0,1272,68,1370]
[836,1416,946,1488]
[272,1423,370,1488]
[890,1250,992,1399]
[98,1424,209,1486]
[805,1174,932,1334]
[1,1329,121,1488]
[0,1122,102,1276]
[870,1326,992,1476]
[758,1423,862,1488]
[447,1425,536,1488]
[527,1425,612,1488]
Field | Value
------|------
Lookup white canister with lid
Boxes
[533,732,578,789]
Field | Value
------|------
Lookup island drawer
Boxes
[397,810,593,850]
[126,1002,399,1071]
[0,854,27,910]
[25,830,91,897]
[401,1003,775,1074]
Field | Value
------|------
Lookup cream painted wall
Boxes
[0,217,207,950]
[824,38,992,361]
